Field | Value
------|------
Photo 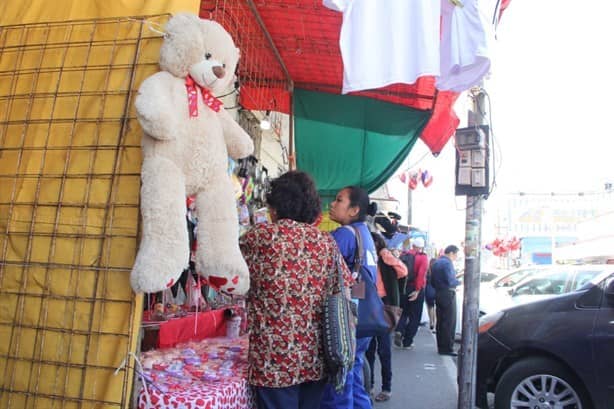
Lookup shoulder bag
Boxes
[322,254,356,392]
[350,226,393,337]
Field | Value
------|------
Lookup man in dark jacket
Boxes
[430,245,461,356]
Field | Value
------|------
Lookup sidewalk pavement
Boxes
[369,325,458,409]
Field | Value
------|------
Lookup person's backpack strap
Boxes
[342,225,363,280]
[349,226,364,279]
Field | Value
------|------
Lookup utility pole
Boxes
[406,187,412,225]
[458,87,486,409]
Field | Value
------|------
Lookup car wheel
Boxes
[495,357,590,409]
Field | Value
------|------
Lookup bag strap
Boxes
[326,253,345,295]
[349,225,364,280]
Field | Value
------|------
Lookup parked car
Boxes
[455,265,550,336]
[488,265,553,291]
[456,271,500,284]
[479,264,604,315]
[475,265,614,409]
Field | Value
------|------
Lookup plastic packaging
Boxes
[226,316,241,339]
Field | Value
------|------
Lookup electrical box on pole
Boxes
[455,125,490,197]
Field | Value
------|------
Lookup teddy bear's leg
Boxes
[130,157,189,293]
[194,179,249,295]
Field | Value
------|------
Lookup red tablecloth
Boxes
[137,336,254,409]
[151,310,228,349]
[138,376,253,409]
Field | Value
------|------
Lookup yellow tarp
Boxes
[0,0,198,26]
[0,1,198,408]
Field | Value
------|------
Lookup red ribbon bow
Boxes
[185,75,223,117]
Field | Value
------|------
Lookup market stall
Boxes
[133,151,269,408]
[137,336,253,409]
[0,1,515,407]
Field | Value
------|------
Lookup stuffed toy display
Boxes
[130,13,254,295]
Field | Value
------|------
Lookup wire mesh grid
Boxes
[0,15,169,409]
[201,0,292,114]
[200,0,437,114]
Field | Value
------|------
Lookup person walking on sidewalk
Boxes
[394,237,428,349]
[365,232,407,402]
[320,186,377,409]
[430,245,461,356]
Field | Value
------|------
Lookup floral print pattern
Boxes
[239,219,351,388]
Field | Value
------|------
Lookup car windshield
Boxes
[457,272,499,284]
[575,269,614,291]
[513,270,569,296]
[494,268,538,288]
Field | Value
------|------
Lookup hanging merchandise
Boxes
[231,173,244,201]
[252,208,270,225]
[421,169,434,187]
[408,172,419,190]
[185,274,206,312]
[238,204,251,226]
[437,0,499,92]
[323,0,440,94]
[244,176,255,203]
[130,13,253,296]
[485,237,522,257]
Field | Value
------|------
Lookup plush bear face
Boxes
[159,13,239,94]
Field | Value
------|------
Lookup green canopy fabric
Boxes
[294,88,430,205]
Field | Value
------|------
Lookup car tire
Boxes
[494,357,591,409]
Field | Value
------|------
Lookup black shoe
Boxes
[439,351,458,357]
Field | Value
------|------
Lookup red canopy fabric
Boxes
[200,0,508,154]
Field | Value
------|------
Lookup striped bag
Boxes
[322,255,356,392]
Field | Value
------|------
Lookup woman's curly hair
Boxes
[266,171,321,224]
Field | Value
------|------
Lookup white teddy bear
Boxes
[131,13,254,295]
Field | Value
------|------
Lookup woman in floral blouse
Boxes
[239,171,351,409]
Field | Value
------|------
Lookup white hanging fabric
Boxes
[436,0,501,92]
[323,0,441,94]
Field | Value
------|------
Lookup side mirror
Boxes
[605,278,614,297]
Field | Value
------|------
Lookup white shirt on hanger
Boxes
[324,0,441,94]
[437,0,500,92]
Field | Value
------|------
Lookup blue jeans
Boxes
[255,379,326,409]
[320,336,373,409]
[365,333,392,392]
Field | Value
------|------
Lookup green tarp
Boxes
[294,88,430,205]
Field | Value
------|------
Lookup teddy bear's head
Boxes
[159,13,239,95]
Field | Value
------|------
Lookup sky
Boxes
[388,0,614,249]
[488,0,614,194]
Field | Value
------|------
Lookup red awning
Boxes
[199,0,508,154]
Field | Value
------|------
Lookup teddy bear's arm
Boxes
[219,109,255,159]
[135,73,180,141]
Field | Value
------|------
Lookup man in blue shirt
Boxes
[430,245,461,356]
